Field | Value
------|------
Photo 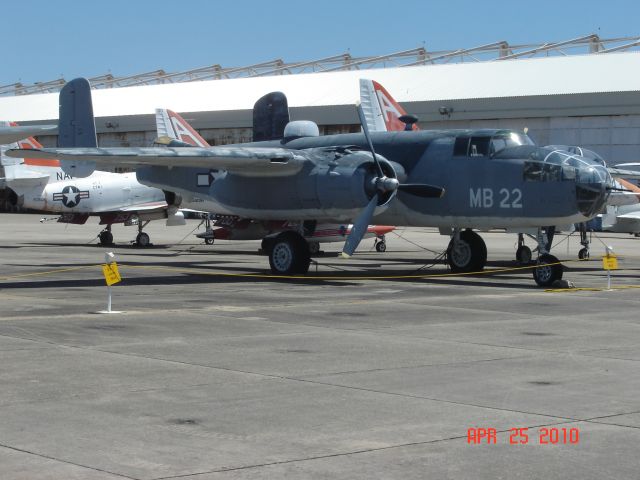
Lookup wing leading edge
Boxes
[6,146,307,177]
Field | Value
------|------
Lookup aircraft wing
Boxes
[7,146,307,177]
[608,166,640,179]
[0,125,56,144]
[612,211,640,233]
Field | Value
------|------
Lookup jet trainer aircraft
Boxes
[8,78,613,286]
[0,122,186,246]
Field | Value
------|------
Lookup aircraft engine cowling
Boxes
[311,150,405,219]
[164,190,182,214]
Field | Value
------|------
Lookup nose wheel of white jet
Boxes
[196,215,215,245]
[447,229,487,273]
[268,231,311,275]
[515,233,533,265]
[532,227,563,287]
[98,225,114,246]
[375,236,387,252]
[134,221,151,247]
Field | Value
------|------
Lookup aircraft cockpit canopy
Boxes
[522,148,611,185]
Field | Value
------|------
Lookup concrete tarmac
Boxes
[0,213,638,479]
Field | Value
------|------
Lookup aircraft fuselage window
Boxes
[469,137,490,156]
[453,137,470,156]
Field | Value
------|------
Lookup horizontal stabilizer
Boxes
[0,125,56,144]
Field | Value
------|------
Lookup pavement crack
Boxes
[0,443,138,479]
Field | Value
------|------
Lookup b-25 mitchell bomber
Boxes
[8,78,613,286]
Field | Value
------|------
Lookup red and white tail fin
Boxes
[13,126,60,167]
[359,79,418,132]
[155,109,210,147]
[1,121,61,182]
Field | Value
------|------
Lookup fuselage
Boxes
[9,170,166,214]
[136,129,610,230]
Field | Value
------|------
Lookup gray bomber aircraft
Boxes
[8,78,613,286]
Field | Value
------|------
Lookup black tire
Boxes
[578,247,589,260]
[308,241,320,254]
[205,237,214,245]
[447,230,487,272]
[375,241,387,252]
[268,232,310,275]
[136,232,150,247]
[532,254,563,287]
[516,245,532,265]
[261,237,276,254]
[99,231,113,246]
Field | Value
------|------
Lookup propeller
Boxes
[341,103,445,257]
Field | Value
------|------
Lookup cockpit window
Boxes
[469,137,490,156]
[490,132,535,156]
[453,137,469,156]
[453,136,491,157]
[523,148,610,184]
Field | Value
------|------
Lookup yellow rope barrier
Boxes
[0,256,636,291]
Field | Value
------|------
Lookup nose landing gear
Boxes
[578,222,590,260]
[515,233,533,265]
[134,221,151,247]
[374,235,387,252]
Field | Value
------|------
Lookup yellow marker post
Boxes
[602,246,617,290]
[99,252,122,314]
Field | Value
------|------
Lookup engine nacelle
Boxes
[309,149,404,218]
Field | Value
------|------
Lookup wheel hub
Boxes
[450,241,472,267]
[536,264,553,283]
[272,243,293,272]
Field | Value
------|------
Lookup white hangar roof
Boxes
[1,35,640,131]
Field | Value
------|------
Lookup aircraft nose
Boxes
[575,165,609,217]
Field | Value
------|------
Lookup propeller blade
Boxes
[399,183,445,198]
[341,194,379,258]
[356,102,384,178]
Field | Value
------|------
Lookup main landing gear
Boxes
[267,231,311,275]
[446,229,487,272]
[532,227,563,287]
[98,225,113,246]
[374,235,387,252]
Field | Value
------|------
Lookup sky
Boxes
[2,0,639,86]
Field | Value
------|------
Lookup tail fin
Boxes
[155,109,210,147]
[359,79,418,132]
[58,78,97,177]
[252,92,290,141]
[58,78,97,148]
